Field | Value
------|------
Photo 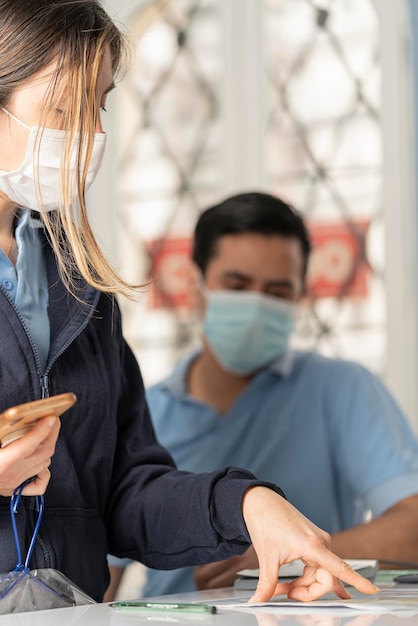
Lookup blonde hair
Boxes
[0,0,137,297]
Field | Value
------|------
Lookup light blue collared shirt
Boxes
[0,210,50,371]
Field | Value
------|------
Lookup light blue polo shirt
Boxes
[0,210,49,372]
[142,348,418,596]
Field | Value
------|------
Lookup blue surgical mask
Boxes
[203,290,297,376]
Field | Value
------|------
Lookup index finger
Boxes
[306,548,379,595]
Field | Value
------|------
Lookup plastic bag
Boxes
[0,481,96,614]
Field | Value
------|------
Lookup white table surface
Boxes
[1,584,418,626]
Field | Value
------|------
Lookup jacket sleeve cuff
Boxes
[210,467,287,544]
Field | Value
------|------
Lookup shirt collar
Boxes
[15,209,44,237]
[161,348,296,395]
[0,210,43,271]
[269,350,296,377]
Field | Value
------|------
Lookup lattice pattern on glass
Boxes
[118,0,223,383]
[263,0,384,374]
[118,0,384,384]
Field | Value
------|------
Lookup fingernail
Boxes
[47,417,55,427]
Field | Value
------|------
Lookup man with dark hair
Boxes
[193,192,312,281]
[108,191,418,599]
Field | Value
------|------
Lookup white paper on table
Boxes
[216,587,418,616]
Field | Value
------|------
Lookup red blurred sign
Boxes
[306,221,370,299]
[147,220,370,309]
[147,238,193,310]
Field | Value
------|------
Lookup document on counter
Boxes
[216,587,418,616]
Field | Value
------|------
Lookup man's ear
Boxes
[186,260,205,313]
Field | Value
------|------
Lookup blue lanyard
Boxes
[10,480,44,572]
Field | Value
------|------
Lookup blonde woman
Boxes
[0,0,378,605]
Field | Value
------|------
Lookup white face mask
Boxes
[0,107,106,212]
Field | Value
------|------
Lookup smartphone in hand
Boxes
[0,393,77,447]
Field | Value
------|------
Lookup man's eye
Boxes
[270,291,293,299]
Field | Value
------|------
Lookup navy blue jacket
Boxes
[0,241,284,601]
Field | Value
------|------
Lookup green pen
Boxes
[110,601,217,614]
